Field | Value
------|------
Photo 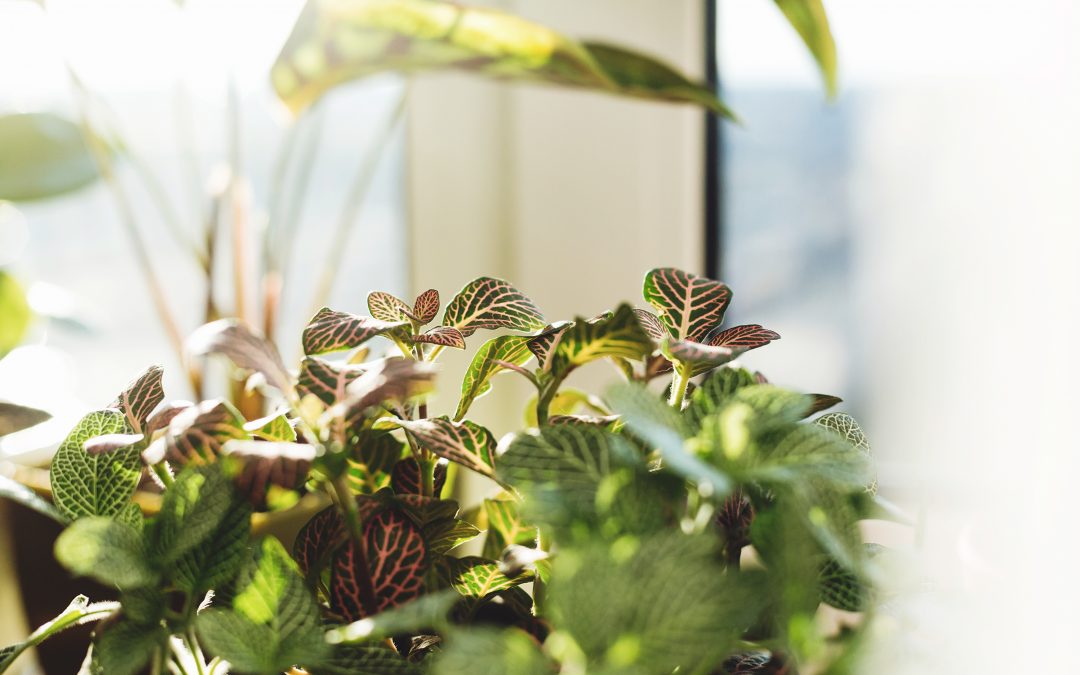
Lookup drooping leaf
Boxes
[633,307,667,342]
[706,324,781,350]
[349,431,405,494]
[244,411,297,442]
[661,338,743,376]
[271,0,731,118]
[397,417,497,478]
[197,537,329,674]
[188,319,295,397]
[441,277,545,337]
[162,399,249,465]
[151,464,232,564]
[107,365,164,434]
[524,321,571,370]
[774,0,837,97]
[643,267,732,343]
[412,288,440,325]
[423,517,482,554]
[448,556,532,599]
[50,409,142,521]
[391,456,447,497]
[340,358,436,423]
[331,508,428,620]
[172,494,252,595]
[0,595,119,673]
[368,291,418,323]
[54,516,156,588]
[0,401,50,438]
[302,307,408,355]
[298,357,366,408]
[0,271,30,358]
[412,326,466,350]
[482,499,536,559]
[326,590,457,645]
[223,440,316,508]
[90,619,166,675]
[0,113,100,202]
[432,628,550,675]
[455,335,534,421]
[0,474,67,525]
[548,304,653,377]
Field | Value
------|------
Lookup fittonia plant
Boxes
[0,267,892,674]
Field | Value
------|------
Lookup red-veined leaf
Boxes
[411,326,466,350]
[298,357,366,408]
[548,415,620,428]
[339,358,436,423]
[109,365,164,434]
[163,400,249,465]
[367,291,418,323]
[706,324,780,350]
[294,506,345,576]
[396,417,496,478]
[441,277,545,337]
[144,402,191,439]
[413,289,440,325]
[643,267,732,342]
[456,335,535,421]
[222,440,315,509]
[525,322,571,370]
[302,307,408,355]
[188,320,294,397]
[83,433,144,455]
[390,457,448,497]
[661,339,744,377]
[633,308,667,342]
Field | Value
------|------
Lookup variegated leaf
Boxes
[633,308,667,342]
[391,457,447,497]
[223,440,316,509]
[108,365,164,434]
[243,411,297,442]
[188,320,294,396]
[144,402,191,439]
[441,277,545,337]
[164,400,249,465]
[271,0,732,117]
[525,322,571,370]
[816,412,876,494]
[643,267,732,342]
[661,338,744,377]
[83,433,144,455]
[548,304,653,377]
[706,323,780,350]
[298,357,366,408]
[368,291,418,323]
[303,307,408,355]
[348,431,404,494]
[448,556,532,599]
[456,335,534,421]
[721,651,789,674]
[340,358,436,423]
[331,508,428,620]
[413,289,440,325]
[397,417,496,478]
[548,414,620,428]
[423,518,482,555]
[294,506,346,576]
[482,499,536,559]
[412,326,466,350]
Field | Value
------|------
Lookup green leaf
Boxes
[302,307,408,355]
[272,0,731,117]
[684,367,758,430]
[0,401,50,438]
[50,409,142,521]
[482,499,536,558]
[642,267,732,343]
[151,465,232,563]
[188,319,295,397]
[0,271,30,357]
[298,357,365,408]
[818,547,880,612]
[171,492,251,595]
[448,556,532,598]
[0,113,100,202]
[55,517,156,588]
[749,423,871,490]
[774,0,837,97]
[423,517,482,554]
[432,628,550,675]
[0,474,67,525]
[0,595,119,673]
[162,399,249,464]
[90,619,167,675]
[325,590,458,644]
[548,304,653,377]
[455,335,534,421]
[244,411,297,441]
[441,276,545,337]
[312,644,423,675]
[397,417,497,478]
[549,531,765,673]
[197,537,329,674]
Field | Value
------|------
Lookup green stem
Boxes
[669,365,690,408]
[186,630,207,675]
[419,457,436,498]
[535,376,565,427]
[152,462,174,488]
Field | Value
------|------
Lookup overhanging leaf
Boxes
[151,465,233,563]
[391,456,447,497]
[431,628,550,675]
[163,399,249,465]
[339,358,436,423]
[302,307,408,355]
[223,440,316,508]
[0,271,31,358]
[54,516,156,588]
[455,335,534,421]
[448,556,532,599]
[643,267,732,343]
[50,409,142,521]
[188,320,295,397]
[412,326,466,349]
[397,417,497,478]
[272,0,731,117]
[244,411,297,442]
[0,401,50,438]
[482,498,536,559]
[298,357,365,408]
[548,304,653,377]
[0,113,100,202]
[107,365,164,434]
[441,276,545,337]
[774,0,837,97]
[171,494,252,595]
[423,517,481,554]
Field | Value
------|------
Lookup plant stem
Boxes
[535,377,564,427]
[669,365,690,408]
[186,630,207,675]
[152,462,174,488]
[419,457,436,498]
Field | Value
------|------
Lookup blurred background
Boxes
[1,0,1079,672]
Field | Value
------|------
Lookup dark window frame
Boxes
[704,0,723,280]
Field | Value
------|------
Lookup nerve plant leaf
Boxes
[431,628,550,675]
[661,338,743,376]
[298,357,365,407]
[391,456,447,497]
[441,277,545,337]
[222,440,316,508]
[397,417,497,478]
[171,493,251,596]
[162,399,249,465]
[54,516,156,588]
[633,308,667,341]
[456,335,534,421]
[368,291,418,323]
[482,498,537,559]
[412,326,467,349]
[272,0,732,118]
[50,409,142,521]
[706,324,781,350]
[107,365,164,434]
[816,411,876,494]
[0,595,120,674]
[524,321,571,370]
[294,506,346,577]
[547,304,653,377]
[244,411,297,442]
[151,465,232,564]
[340,357,436,421]
[197,537,329,674]
[188,320,294,397]
[0,401,51,438]
[325,590,458,645]
[413,288,440,324]
[643,267,732,343]
[448,556,532,599]
[303,307,408,355]
[331,508,428,620]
